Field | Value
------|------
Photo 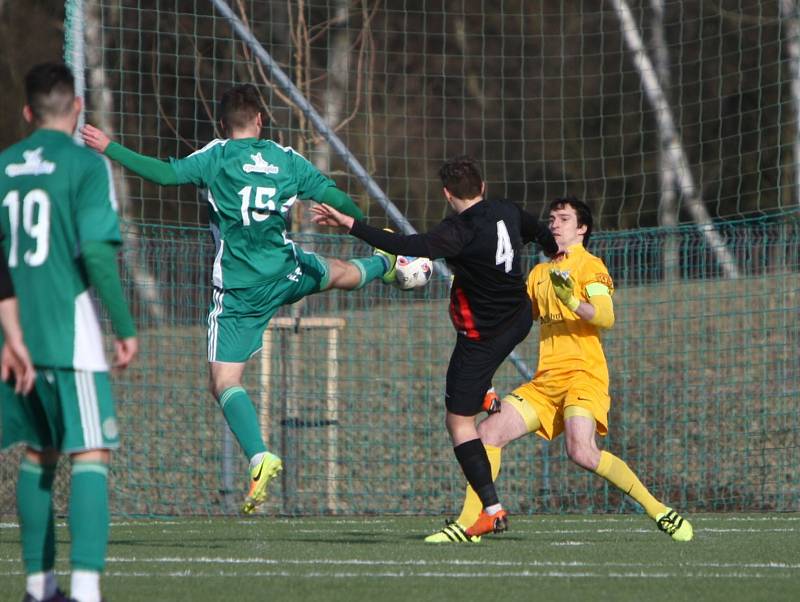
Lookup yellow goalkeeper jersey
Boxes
[528,243,614,387]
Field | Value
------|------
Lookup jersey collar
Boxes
[553,242,585,263]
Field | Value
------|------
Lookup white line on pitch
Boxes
[4,516,799,530]
[0,569,793,579]
[2,557,797,571]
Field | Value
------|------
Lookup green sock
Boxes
[17,459,56,574]
[69,461,109,571]
[348,256,389,288]
[219,386,268,460]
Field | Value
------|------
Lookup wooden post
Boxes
[260,317,346,513]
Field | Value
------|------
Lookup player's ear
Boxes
[480,181,486,197]
[22,105,34,124]
[73,97,84,114]
[255,111,263,131]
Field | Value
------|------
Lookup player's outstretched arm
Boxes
[81,124,112,153]
[311,203,355,230]
[80,124,179,185]
[313,203,459,259]
[319,187,364,220]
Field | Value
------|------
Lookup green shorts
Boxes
[1,368,119,453]
[207,250,330,363]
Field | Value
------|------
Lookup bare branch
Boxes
[149,40,196,152]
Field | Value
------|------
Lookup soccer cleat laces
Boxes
[655,507,693,542]
[424,519,481,543]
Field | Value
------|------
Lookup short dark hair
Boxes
[438,155,484,200]
[25,62,75,122]
[219,84,263,134]
[549,196,594,247]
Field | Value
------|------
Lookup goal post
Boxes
[260,317,346,514]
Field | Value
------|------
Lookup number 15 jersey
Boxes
[169,138,334,289]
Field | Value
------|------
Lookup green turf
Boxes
[2,514,799,601]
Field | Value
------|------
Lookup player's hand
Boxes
[0,338,35,394]
[310,203,355,230]
[80,124,112,153]
[113,337,138,370]
[549,269,580,311]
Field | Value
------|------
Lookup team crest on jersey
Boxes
[243,152,280,175]
[5,148,56,177]
[102,417,119,440]
[593,273,614,290]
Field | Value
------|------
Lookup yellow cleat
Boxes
[241,452,283,515]
[374,247,397,284]
[424,519,481,543]
[373,228,397,284]
[655,507,693,542]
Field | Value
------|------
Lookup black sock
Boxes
[453,438,499,508]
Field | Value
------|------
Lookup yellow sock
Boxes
[595,450,666,519]
[456,445,502,526]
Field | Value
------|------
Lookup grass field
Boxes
[2,514,799,602]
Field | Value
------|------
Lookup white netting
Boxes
[74,1,799,231]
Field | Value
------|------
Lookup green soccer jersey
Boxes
[170,138,334,288]
[0,129,121,370]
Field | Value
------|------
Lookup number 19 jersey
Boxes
[170,138,334,289]
[0,129,122,370]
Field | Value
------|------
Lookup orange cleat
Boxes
[465,509,509,537]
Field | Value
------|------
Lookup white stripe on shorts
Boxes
[76,371,102,449]
[207,288,225,362]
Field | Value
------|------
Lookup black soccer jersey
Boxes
[349,198,556,339]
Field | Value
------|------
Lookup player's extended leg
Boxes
[426,399,532,543]
[324,255,394,290]
[441,313,533,540]
[209,362,282,514]
[454,445,501,531]
[68,448,110,602]
[17,448,67,602]
[563,408,693,542]
[443,411,510,538]
[459,398,534,525]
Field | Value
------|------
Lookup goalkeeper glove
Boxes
[549,269,580,311]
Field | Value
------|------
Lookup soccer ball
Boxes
[394,255,434,290]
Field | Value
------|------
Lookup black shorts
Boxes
[444,307,533,416]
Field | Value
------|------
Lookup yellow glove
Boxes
[549,269,580,311]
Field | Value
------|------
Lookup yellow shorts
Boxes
[504,372,610,441]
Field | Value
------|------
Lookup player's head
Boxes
[549,196,593,248]
[438,156,485,207]
[23,62,81,129]
[219,84,264,137]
